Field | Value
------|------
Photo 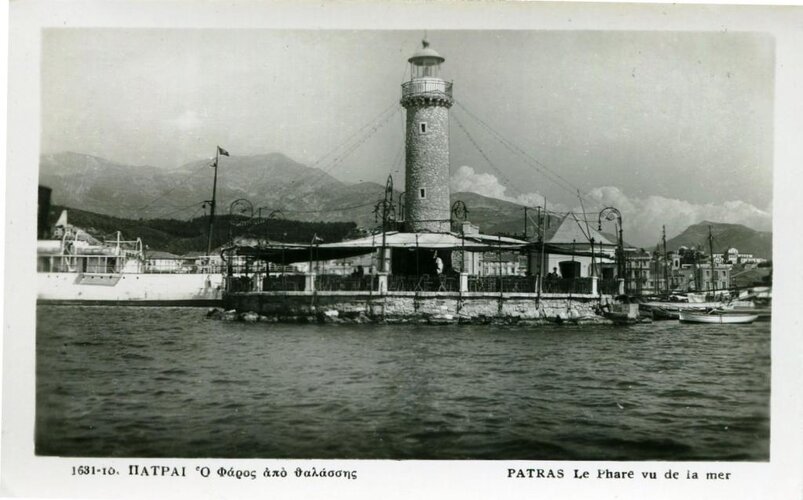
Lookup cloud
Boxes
[451,165,553,209]
[450,167,772,247]
[585,186,773,246]
[170,110,204,132]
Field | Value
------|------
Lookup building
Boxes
[625,249,658,294]
[697,264,731,292]
[725,247,766,265]
[528,214,617,279]
[665,261,731,293]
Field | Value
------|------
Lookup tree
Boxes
[678,246,705,265]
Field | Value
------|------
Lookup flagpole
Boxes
[207,147,220,256]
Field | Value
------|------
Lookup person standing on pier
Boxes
[433,252,444,290]
[546,267,560,292]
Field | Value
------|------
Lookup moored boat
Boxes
[602,303,644,324]
[640,301,722,321]
[37,211,224,306]
[678,310,759,324]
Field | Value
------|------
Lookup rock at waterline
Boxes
[240,311,259,323]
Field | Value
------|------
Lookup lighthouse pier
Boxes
[219,38,631,324]
[222,287,611,325]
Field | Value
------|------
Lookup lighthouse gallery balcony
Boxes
[401,78,453,99]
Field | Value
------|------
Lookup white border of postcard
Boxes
[3,1,803,499]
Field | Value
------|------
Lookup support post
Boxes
[591,275,599,296]
[459,272,469,293]
[305,272,316,292]
[377,272,388,294]
[617,278,625,296]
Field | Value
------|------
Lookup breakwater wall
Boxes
[222,291,612,324]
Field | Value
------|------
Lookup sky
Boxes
[41,29,774,245]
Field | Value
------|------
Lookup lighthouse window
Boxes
[419,122,428,134]
[419,188,427,199]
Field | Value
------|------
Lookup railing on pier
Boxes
[467,276,539,293]
[225,263,268,275]
[598,279,620,295]
[315,274,375,292]
[389,274,459,292]
[227,276,257,293]
[260,274,307,292]
[468,276,499,292]
[223,272,606,296]
[541,277,594,294]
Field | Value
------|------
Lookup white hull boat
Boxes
[37,215,224,306]
[678,311,759,324]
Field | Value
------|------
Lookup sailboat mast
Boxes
[207,148,220,256]
[662,225,668,294]
[540,200,547,285]
[708,225,716,294]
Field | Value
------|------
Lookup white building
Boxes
[528,215,617,279]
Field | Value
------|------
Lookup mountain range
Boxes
[39,152,773,258]
[39,151,535,234]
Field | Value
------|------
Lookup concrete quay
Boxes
[221,290,616,325]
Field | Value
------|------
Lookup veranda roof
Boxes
[318,231,526,250]
[226,231,527,264]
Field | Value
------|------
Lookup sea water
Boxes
[36,305,770,460]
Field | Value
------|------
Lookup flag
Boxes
[218,146,230,157]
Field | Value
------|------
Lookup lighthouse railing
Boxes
[402,78,452,98]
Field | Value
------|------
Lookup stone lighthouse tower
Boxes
[401,40,453,233]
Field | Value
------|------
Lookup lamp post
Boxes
[598,207,625,292]
[451,200,469,272]
[266,210,284,276]
[373,175,395,273]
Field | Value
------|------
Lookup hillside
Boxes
[39,152,541,236]
[40,152,350,221]
[663,221,772,259]
[40,152,772,253]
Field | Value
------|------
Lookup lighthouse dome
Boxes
[408,40,445,65]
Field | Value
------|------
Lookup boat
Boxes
[37,211,224,306]
[639,300,723,321]
[642,304,680,320]
[37,147,238,306]
[724,290,772,322]
[728,307,771,322]
[678,310,759,324]
[601,303,645,324]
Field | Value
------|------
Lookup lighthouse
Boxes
[401,40,453,233]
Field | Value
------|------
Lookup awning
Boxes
[318,231,526,250]
[225,231,527,264]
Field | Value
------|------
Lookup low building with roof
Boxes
[527,214,619,281]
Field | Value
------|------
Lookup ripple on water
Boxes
[35,306,770,460]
